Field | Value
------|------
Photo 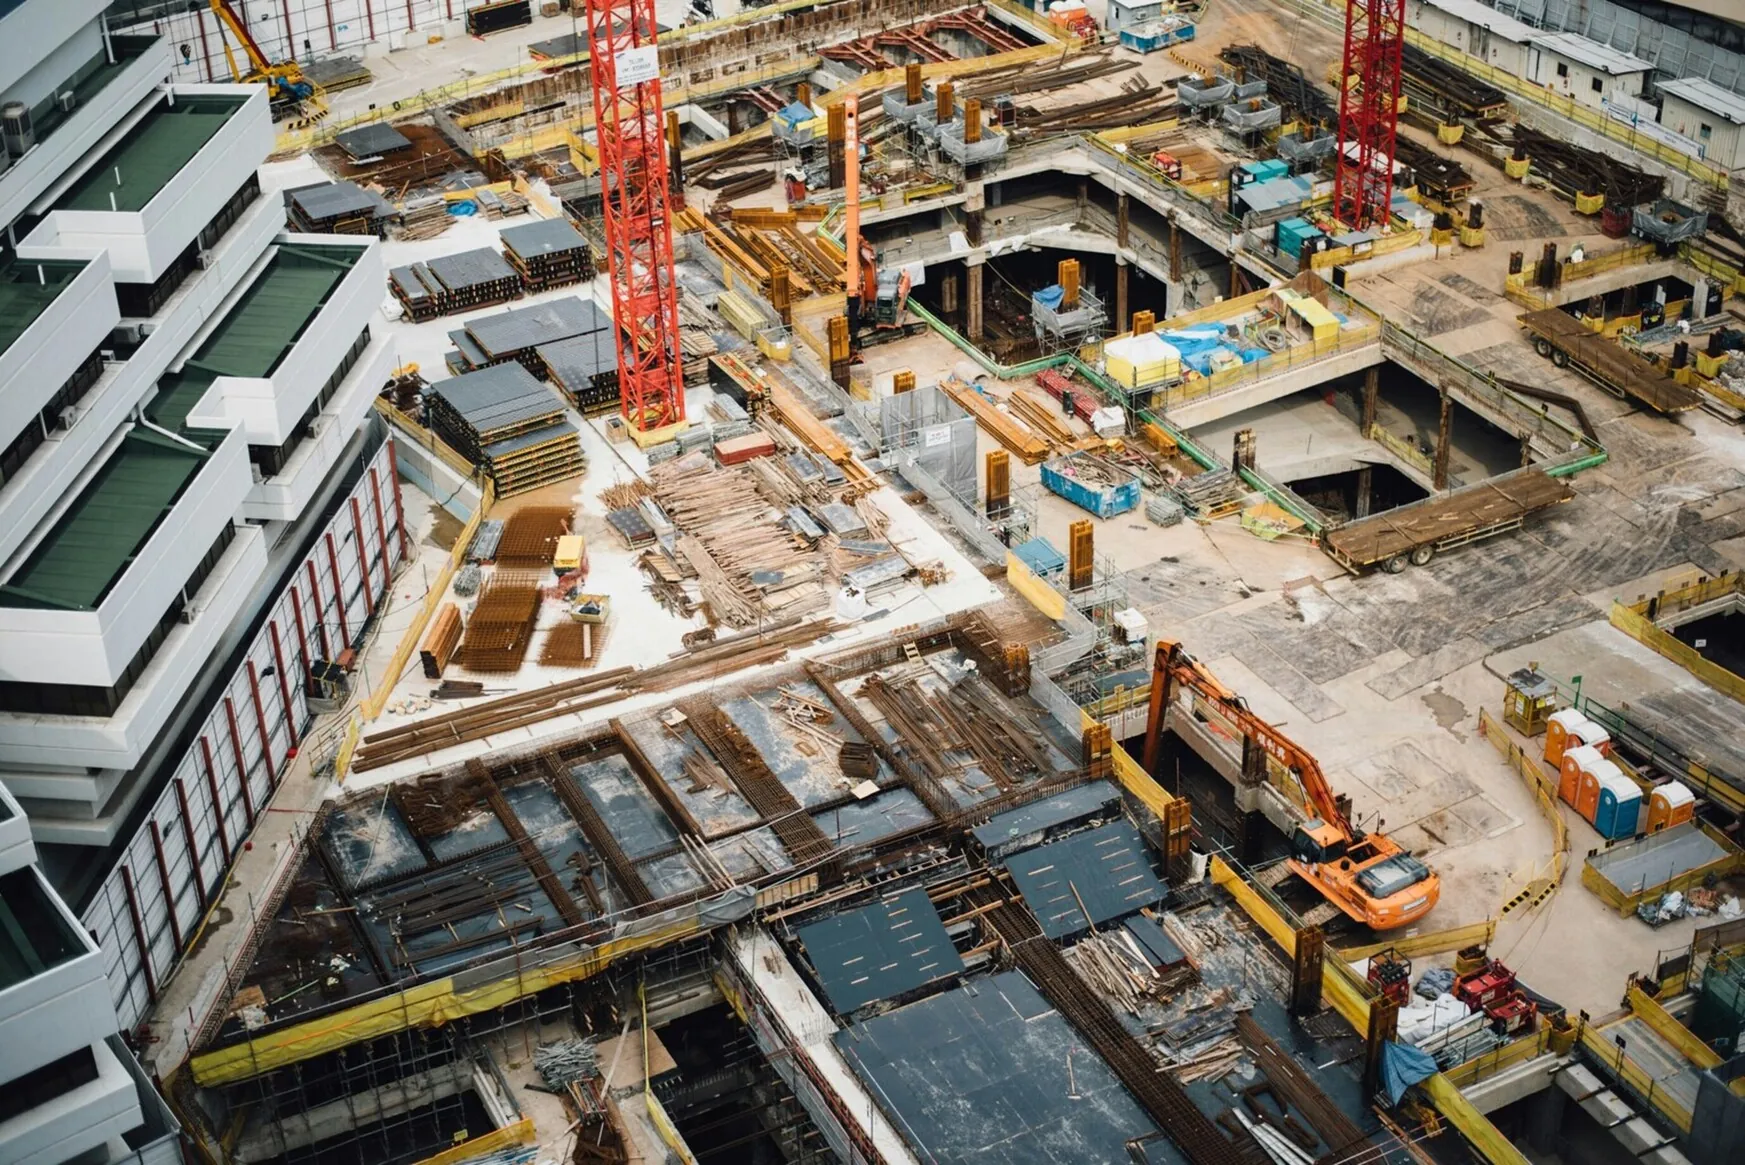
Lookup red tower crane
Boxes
[583,0,686,431]
[1333,0,1407,230]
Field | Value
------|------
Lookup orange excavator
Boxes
[1142,641,1439,930]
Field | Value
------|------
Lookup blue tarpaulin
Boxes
[1033,285,1064,310]
[777,102,813,125]
[1380,1040,1439,1104]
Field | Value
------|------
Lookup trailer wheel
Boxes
[1550,348,1569,368]
[1410,544,1435,567]
[1534,337,1553,358]
[1384,554,1408,574]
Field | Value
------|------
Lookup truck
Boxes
[1518,308,1702,415]
[1321,466,1574,575]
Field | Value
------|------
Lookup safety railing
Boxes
[1146,324,1382,412]
[1609,599,1745,706]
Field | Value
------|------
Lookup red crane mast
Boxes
[583,0,685,431]
[1333,0,1407,230]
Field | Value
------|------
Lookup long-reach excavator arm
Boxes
[1143,640,1438,930]
[208,0,323,119]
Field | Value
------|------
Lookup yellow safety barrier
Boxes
[410,1119,536,1165]
[361,402,496,728]
[1307,228,1424,269]
[1148,325,1382,412]
[1626,985,1722,1071]
[189,916,704,1086]
[1440,1028,1553,1089]
[1621,571,1745,620]
[1476,708,1568,917]
[1581,1019,1696,1132]
[1610,601,1745,706]
[1339,920,1496,963]
[1583,821,1745,914]
[1006,552,1067,620]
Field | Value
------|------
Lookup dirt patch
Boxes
[425,506,464,552]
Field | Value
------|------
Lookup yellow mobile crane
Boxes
[208,0,327,124]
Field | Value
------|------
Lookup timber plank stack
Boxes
[446,295,610,377]
[501,217,596,290]
[391,247,523,322]
[426,364,585,496]
[285,181,394,236]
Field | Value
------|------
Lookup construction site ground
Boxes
[152,4,1745,1159]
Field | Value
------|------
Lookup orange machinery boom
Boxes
[1142,641,1438,930]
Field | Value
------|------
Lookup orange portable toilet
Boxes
[1576,761,1607,823]
[1648,781,1695,832]
[1544,709,1589,767]
[1570,718,1611,759]
[1560,744,1602,807]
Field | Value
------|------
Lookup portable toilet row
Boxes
[1648,781,1696,833]
[1560,745,1641,839]
[1544,708,1610,768]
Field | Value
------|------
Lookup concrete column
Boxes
[1434,386,1453,490]
[1528,1079,1566,1155]
[1354,466,1373,518]
[1077,176,1088,213]
[1237,809,1269,864]
[941,269,960,318]
[1117,191,1130,248]
[1115,260,1129,332]
[1360,365,1379,433]
[966,260,984,341]
[965,208,983,247]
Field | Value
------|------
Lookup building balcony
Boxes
[0,780,29,875]
[0,864,117,1082]
[243,330,397,521]
[0,35,173,232]
[0,422,250,690]
[0,251,117,460]
[0,0,111,98]
[0,521,266,810]
[26,84,271,284]
[174,237,381,446]
[0,190,284,567]
[0,1036,144,1165]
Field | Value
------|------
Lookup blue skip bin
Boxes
[1042,452,1142,519]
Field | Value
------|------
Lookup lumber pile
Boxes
[396,198,453,242]
[645,452,829,627]
[353,618,841,771]
[939,377,1049,464]
[420,603,463,678]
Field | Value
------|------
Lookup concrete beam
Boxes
[1460,1053,1564,1115]
[1164,344,1386,430]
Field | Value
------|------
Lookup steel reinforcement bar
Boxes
[977,891,1246,1165]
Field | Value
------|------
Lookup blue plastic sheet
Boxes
[1033,284,1064,309]
[1380,1040,1439,1104]
[778,102,813,125]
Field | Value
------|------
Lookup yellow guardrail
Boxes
[1583,821,1745,914]
[1582,1018,1696,1132]
[1621,571,1744,619]
[1477,708,1568,916]
[1148,325,1382,411]
[1626,985,1722,1071]
[360,402,496,729]
[411,1119,536,1165]
[1440,1028,1554,1089]
[1339,920,1496,963]
[1308,228,1424,270]
[1504,243,1662,309]
[1610,600,1745,706]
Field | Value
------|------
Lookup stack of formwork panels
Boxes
[285,181,395,236]
[501,217,596,290]
[426,364,585,496]
[445,296,609,376]
[390,247,523,322]
[539,328,620,415]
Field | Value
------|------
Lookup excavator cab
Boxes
[1290,818,1348,865]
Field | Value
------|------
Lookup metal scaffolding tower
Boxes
[1333,0,1406,230]
[584,0,686,431]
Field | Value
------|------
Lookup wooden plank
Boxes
[939,379,1050,465]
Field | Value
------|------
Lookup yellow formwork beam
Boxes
[1339,920,1496,963]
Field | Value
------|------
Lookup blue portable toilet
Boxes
[1593,769,1642,840]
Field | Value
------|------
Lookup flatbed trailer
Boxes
[1322,467,1575,573]
[1518,308,1702,414]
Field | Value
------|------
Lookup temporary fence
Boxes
[1476,707,1568,919]
[1609,598,1745,707]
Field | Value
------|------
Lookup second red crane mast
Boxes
[584,0,686,431]
[1333,0,1407,230]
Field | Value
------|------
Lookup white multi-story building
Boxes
[0,0,409,1145]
